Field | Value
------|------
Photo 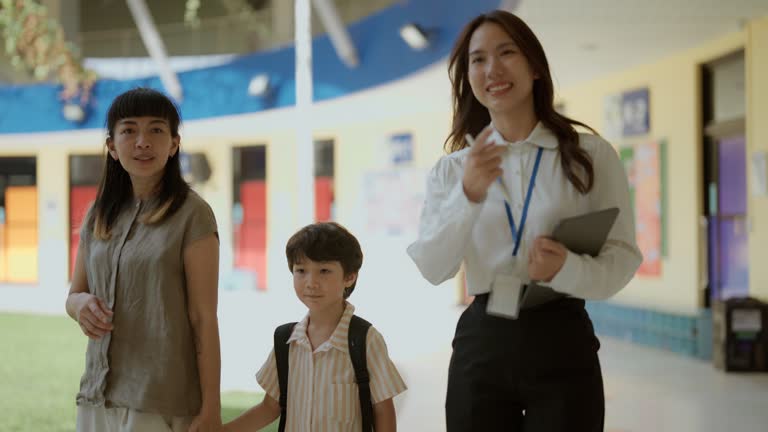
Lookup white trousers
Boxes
[76,405,193,432]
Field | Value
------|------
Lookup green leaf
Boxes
[5,36,15,53]
[34,64,49,79]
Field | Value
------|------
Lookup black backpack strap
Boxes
[348,315,373,432]
[274,322,297,432]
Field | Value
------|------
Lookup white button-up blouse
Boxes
[407,122,642,300]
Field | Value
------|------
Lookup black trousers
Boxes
[446,295,604,432]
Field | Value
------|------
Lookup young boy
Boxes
[224,222,406,432]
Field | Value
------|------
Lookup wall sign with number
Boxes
[388,133,414,166]
[621,88,650,136]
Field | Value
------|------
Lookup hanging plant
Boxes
[0,0,96,106]
[184,0,201,28]
[186,0,270,38]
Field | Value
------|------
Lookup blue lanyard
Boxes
[503,147,543,256]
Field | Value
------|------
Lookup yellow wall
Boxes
[180,64,454,294]
[558,31,747,313]
[321,114,449,226]
[747,16,768,302]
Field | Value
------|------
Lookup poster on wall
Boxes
[619,146,636,203]
[388,132,414,166]
[634,142,662,276]
[604,88,650,138]
[621,141,666,277]
[362,168,426,236]
[621,88,650,136]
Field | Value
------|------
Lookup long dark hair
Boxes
[445,10,595,193]
[91,87,189,239]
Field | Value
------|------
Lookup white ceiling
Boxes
[506,0,768,90]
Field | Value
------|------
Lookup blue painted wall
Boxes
[0,0,501,134]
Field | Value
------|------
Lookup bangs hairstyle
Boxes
[90,87,190,240]
[445,10,595,194]
[286,222,363,299]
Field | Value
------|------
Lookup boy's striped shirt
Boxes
[256,302,407,431]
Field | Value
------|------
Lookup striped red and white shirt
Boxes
[256,302,407,432]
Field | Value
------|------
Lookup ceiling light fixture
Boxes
[311,0,359,68]
[248,74,270,97]
[62,102,85,123]
[399,23,430,51]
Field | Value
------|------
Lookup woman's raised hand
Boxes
[462,126,507,203]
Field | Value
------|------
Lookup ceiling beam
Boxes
[125,0,183,101]
[311,0,359,68]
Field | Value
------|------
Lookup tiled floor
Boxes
[395,337,768,431]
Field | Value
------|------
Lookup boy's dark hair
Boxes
[285,222,363,298]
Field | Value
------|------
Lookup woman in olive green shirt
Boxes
[65,88,221,432]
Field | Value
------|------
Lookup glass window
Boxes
[0,157,37,283]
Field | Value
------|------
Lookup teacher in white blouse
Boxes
[407,10,642,432]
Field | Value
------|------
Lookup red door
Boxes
[235,180,267,290]
[70,186,98,278]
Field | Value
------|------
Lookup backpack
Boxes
[274,314,373,432]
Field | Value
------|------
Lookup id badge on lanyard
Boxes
[486,147,543,319]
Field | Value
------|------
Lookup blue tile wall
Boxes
[586,301,712,360]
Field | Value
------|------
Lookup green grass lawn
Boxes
[0,313,277,432]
